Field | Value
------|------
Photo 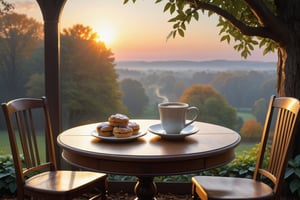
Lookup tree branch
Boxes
[243,0,289,44]
[185,0,286,42]
[243,0,275,26]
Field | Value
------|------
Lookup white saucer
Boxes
[148,124,199,139]
[91,130,146,142]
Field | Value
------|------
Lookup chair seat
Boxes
[192,176,274,200]
[25,170,107,193]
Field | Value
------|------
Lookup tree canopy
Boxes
[179,84,237,129]
[120,78,149,117]
[0,13,42,100]
[0,0,13,15]
[60,24,127,126]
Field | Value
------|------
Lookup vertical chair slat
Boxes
[28,109,41,165]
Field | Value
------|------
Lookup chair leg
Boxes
[89,193,106,200]
[89,181,108,200]
[191,178,208,200]
[192,183,199,200]
[101,180,108,200]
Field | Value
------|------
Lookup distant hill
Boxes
[115,60,276,72]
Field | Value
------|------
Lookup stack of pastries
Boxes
[96,114,140,138]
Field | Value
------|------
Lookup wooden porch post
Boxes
[36,0,67,168]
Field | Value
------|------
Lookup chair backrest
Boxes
[253,95,300,198]
[1,97,57,187]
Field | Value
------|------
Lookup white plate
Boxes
[91,130,146,142]
[148,124,199,139]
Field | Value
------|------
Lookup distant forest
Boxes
[116,60,277,109]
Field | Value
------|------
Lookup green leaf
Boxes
[170,4,176,14]
[178,29,184,37]
[181,23,186,30]
[295,154,300,164]
[248,44,254,51]
[193,11,199,21]
[220,35,230,44]
[8,182,17,194]
[295,168,300,178]
[168,17,178,22]
[164,2,171,12]
[239,169,248,175]
[285,168,294,179]
[290,179,300,193]
[0,173,9,179]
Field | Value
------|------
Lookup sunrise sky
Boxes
[12,0,277,62]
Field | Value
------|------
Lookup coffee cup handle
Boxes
[185,106,199,127]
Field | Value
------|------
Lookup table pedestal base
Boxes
[134,176,157,200]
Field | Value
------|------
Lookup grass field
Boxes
[0,131,46,159]
[0,131,12,154]
[237,110,255,121]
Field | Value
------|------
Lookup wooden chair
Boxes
[2,97,108,200]
[192,95,300,200]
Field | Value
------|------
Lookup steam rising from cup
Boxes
[155,87,168,103]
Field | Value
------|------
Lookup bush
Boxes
[285,154,300,198]
[199,144,269,178]
[0,154,17,197]
[240,119,263,139]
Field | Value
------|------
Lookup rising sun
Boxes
[95,25,116,46]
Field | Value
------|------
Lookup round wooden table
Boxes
[57,119,240,199]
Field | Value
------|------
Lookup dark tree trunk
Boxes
[277,34,300,155]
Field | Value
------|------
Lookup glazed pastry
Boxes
[108,113,129,126]
[113,126,133,138]
[96,123,113,137]
[128,121,140,135]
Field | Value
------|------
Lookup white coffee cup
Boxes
[158,102,199,134]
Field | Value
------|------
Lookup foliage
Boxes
[0,12,43,101]
[200,145,257,178]
[240,119,263,139]
[152,0,278,58]
[108,174,137,182]
[252,98,268,124]
[120,78,149,117]
[211,71,275,108]
[0,0,13,15]
[0,154,17,196]
[60,24,127,126]
[62,24,98,41]
[285,154,300,198]
[120,66,276,110]
[179,84,237,129]
[26,73,45,97]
